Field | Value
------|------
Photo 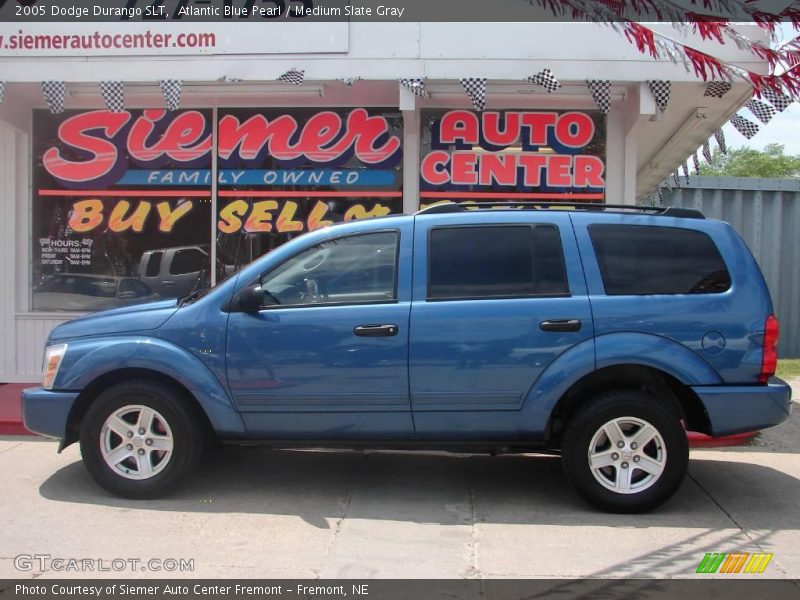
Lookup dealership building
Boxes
[0,20,769,382]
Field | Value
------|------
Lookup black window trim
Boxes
[250,228,403,311]
[425,223,572,302]
[144,251,164,278]
[587,223,732,297]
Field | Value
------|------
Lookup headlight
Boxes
[42,344,68,390]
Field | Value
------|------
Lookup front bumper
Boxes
[21,387,80,440]
[692,378,793,437]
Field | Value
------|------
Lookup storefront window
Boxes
[420,109,606,208]
[31,106,404,312]
[216,108,404,270]
[32,109,214,311]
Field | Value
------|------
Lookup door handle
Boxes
[354,324,399,337]
[162,280,175,287]
[540,319,582,332]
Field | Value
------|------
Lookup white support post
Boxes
[616,83,657,204]
[400,83,420,215]
[210,106,218,286]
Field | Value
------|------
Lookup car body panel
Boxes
[21,388,79,439]
[48,299,179,341]
[224,221,415,438]
[571,213,773,385]
[21,210,792,450]
[408,211,594,438]
[692,378,792,436]
[53,336,246,437]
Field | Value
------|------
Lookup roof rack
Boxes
[415,201,705,219]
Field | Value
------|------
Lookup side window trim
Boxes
[425,223,572,302]
[255,229,402,310]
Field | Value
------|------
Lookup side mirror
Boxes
[235,284,264,312]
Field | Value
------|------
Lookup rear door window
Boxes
[427,225,569,300]
[588,224,731,295]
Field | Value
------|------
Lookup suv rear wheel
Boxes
[561,390,688,513]
[79,380,204,499]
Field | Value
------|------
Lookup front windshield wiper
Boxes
[178,288,209,307]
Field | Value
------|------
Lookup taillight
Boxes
[759,315,779,384]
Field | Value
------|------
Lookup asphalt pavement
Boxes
[1,380,798,580]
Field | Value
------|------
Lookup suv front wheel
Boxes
[561,390,689,513]
[79,380,205,499]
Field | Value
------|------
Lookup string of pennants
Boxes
[658,79,794,196]
[18,69,644,115]
[26,70,311,114]
[22,76,774,123]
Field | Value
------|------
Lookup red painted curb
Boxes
[0,383,36,436]
[0,420,33,436]
[687,431,757,448]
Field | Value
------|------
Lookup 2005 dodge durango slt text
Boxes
[22,202,793,512]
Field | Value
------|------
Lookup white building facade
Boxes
[0,21,767,381]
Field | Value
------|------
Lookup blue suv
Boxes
[22,203,792,512]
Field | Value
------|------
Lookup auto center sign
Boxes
[420,109,606,202]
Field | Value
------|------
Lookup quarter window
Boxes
[428,225,569,300]
[588,224,731,295]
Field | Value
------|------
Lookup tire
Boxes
[79,380,205,499]
[561,390,688,513]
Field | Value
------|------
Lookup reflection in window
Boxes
[260,232,399,307]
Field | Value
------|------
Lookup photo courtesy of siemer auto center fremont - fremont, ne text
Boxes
[0,1,799,599]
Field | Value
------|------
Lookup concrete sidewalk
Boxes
[0,386,797,580]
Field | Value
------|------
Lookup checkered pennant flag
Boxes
[527,69,561,93]
[648,80,671,112]
[399,78,426,98]
[761,86,792,112]
[0,82,5,104]
[702,140,712,163]
[587,80,611,114]
[730,113,759,139]
[714,129,727,155]
[159,80,182,111]
[704,81,732,98]
[671,171,681,188]
[692,151,700,174]
[681,160,690,183]
[277,69,305,85]
[745,98,776,124]
[460,78,486,112]
[42,81,66,114]
[337,77,361,87]
[99,81,124,113]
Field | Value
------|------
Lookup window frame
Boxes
[169,248,208,276]
[587,223,732,296]
[253,229,402,311]
[144,251,164,278]
[425,223,571,302]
